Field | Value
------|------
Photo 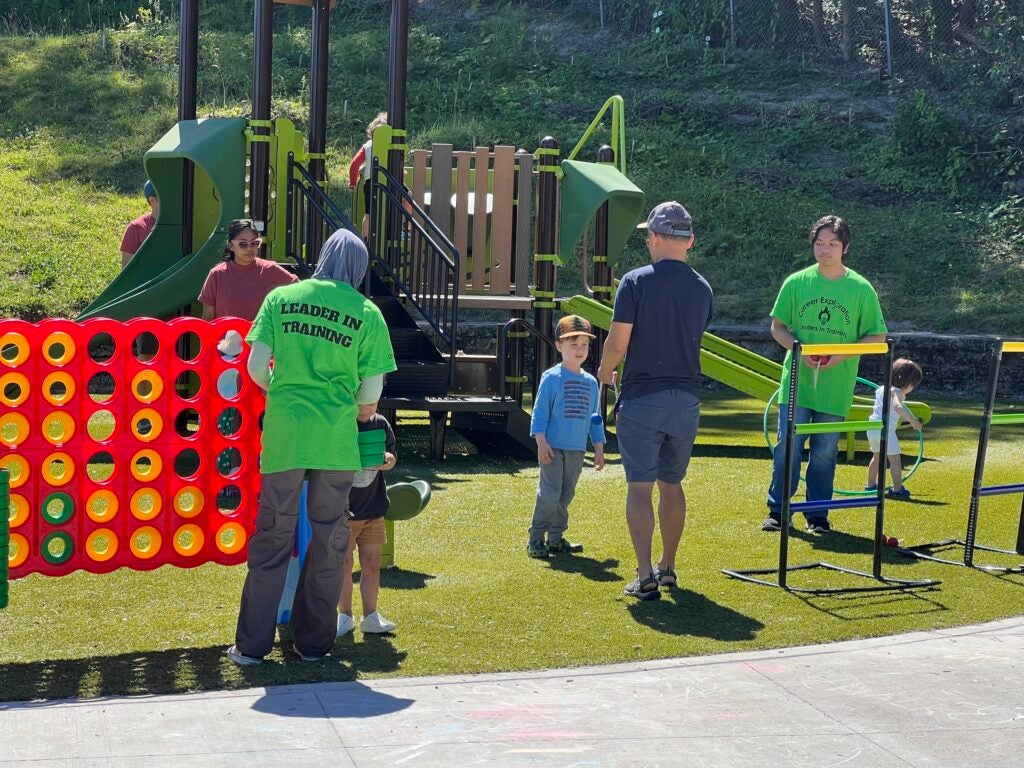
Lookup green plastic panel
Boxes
[795,420,882,435]
[991,413,1024,426]
[558,160,645,268]
[78,117,248,321]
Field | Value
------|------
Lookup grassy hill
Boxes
[1,0,1022,331]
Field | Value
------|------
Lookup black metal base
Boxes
[721,561,940,594]
[897,539,1024,574]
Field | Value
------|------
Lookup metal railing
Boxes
[284,153,358,277]
[496,318,558,404]
[368,160,460,372]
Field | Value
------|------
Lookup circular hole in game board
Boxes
[87,451,116,483]
[88,333,116,364]
[88,371,116,404]
[87,410,116,442]
[217,484,243,516]
[175,332,202,363]
[132,331,160,362]
[174,408,201,439]
[217,407,243,437]
[216,447,242,478]
[174,448,201,480]
[174,369,201,400]
[216,368,243,399]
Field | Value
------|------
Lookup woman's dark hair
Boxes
[891,358,923,390]
[223,219,260,261]
[809,215,851,251]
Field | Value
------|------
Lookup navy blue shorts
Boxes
[616,390,700,484]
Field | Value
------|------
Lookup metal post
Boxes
[778,341,801,589]
[306,0,331,259]
[873,339,895,578]
[386,0,409,183]
[729,0,736,46]
[882,0,895,79]
[593,144,614,420]
[965,340,1003,567]
[178,0,198,258]
[250,0,274,226]
[383,0,410,270]
[533,136,559,394]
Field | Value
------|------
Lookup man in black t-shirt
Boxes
[598,201,713,601]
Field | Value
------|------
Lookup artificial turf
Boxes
[2,391,1023,702]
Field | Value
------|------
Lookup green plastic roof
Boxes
[558,160,645,268]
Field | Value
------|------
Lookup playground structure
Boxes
[0,0,984,608]
[721,340,940,594]
[898,339,1024,574]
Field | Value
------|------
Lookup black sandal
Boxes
[654,565,677,587]
[624,571,661,601]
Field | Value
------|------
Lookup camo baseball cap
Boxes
[556,315,595,340]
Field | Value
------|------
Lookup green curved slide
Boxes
[561,294,932,425]
[78,117,247,321]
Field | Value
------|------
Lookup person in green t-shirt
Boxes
[227,229,397,666]
[762,215,887,535]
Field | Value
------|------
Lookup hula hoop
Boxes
[762,377,925,496]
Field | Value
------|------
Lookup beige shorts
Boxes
[345,516,387,554]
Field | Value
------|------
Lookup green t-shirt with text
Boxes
[772,265,887,417]
[246,278,397,473]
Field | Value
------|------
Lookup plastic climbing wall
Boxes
[0,317,262,579]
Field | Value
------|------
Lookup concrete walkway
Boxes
[3,617,1023,767]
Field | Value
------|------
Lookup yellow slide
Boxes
[560,294,932,425]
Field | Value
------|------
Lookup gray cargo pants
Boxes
[234,468,354,659]
[529,449,585,543]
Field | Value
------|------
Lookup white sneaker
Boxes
[336,612,355,637]
[360,611,397,634]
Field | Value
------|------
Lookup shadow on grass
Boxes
[0,634,408,704]
[888,497,949,507]
[799,587,948,621]
[789,529,942,565]
[377,567,436,590]
[626,588,764,640]
[544,554,621,582]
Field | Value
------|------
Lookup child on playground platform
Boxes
[527,315,606,558]
[337,403,398,636]
[866,358,924,499]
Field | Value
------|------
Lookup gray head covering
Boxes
[312,228,369,287]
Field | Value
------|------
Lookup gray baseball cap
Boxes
[636,201,693,237]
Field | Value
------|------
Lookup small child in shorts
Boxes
[866,358,924,500]
[527,315,606,558]
[337,403,398,636]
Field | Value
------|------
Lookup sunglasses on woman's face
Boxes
[232,238,263,249]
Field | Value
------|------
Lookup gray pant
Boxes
[529,449,585,543]
[234,468,354,659]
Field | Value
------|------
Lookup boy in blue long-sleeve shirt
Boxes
[528,315,606,558]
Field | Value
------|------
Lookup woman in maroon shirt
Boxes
[198,219,297,322]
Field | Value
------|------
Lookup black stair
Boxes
[373,294,448,399]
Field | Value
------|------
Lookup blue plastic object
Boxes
[276,481,313,624]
